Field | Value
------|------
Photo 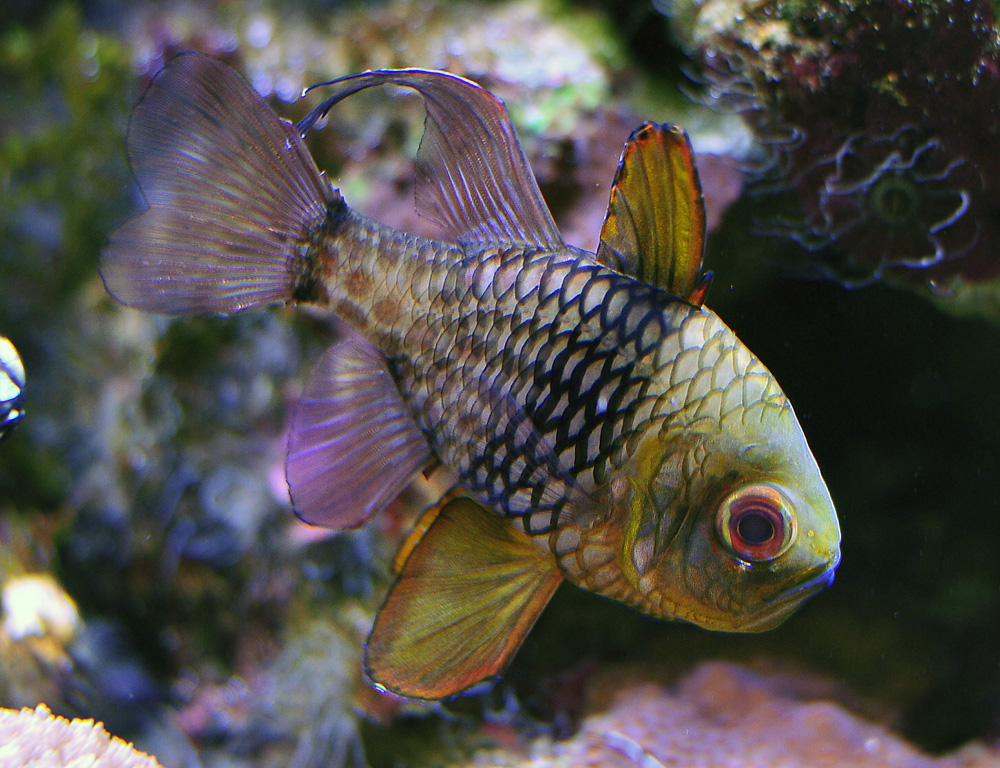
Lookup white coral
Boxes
[0,704,163,768]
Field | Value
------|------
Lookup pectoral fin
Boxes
[365,497,562,701]
[596,123,709,305]
[286,331,431,529]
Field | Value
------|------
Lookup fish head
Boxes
[692,412,838,630]
[622,391,841,633]
[571,314,841,633]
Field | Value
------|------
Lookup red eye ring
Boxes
[717,484,796,563]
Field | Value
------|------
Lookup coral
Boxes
[0,703,164,768]
[0,518,85,717]
[671,0,1000,303]
[2,574,78,645]
[0,336,25,444]
[465,662,1000,768]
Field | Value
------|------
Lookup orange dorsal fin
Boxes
[595,123,708,304]
[366,497,562,701]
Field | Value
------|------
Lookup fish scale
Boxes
[332,231,766,544]
[100,54,840,701]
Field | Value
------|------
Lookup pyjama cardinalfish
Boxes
[101,53,841,701]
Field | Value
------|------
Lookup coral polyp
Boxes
[786,126,983,283]
[673,0,1000,301]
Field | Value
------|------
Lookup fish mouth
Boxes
[768,562,838,607]
[739,556,840,632]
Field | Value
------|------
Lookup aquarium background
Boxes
[1,0,999,765]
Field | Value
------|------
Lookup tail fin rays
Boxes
[101,52,333,316]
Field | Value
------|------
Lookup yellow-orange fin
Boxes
[391,491,453,575]
[365,497,562,701]
[595,123,707,301]
[686,271,713,307]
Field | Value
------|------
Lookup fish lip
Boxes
[736,556,839,632]
[773,564,836,605]
[765,553,840,610]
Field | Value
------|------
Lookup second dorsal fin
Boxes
[595,123,708,305]
[298,69,565,251]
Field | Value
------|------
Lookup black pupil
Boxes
[737,513,775,546]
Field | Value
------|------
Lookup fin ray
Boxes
[596,123,707,301]
[299,70,564,250]
[366,497,562,700]
[101,52,333,315]
[286,332,431,529]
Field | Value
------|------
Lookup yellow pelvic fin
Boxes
[595,123,708,304]
[365,497,563,701]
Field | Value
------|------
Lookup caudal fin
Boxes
[101,53,334,315]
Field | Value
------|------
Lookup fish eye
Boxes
[716,484,796,563]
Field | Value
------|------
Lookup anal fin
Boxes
[366,497,563,701]
[286,331,431,529]
[391,489,455,576]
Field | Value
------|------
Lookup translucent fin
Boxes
[366,497,562,701]
[299,70,564,250]
[286,332,431,529]
[596,123,707,302]
[101,52,334,315]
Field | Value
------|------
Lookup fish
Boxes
[100,53,841,701]
[0,336,25,445]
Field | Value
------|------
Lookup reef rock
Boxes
[668,0,1000,316]
[470,662,1000,768]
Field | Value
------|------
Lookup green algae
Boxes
[0,3,134,308]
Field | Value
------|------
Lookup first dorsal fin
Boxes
[365,497,563,701]
[285,331,431,529]
[595,123,709,305]
[298,70,565,251]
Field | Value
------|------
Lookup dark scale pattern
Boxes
[386,245,697,537]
